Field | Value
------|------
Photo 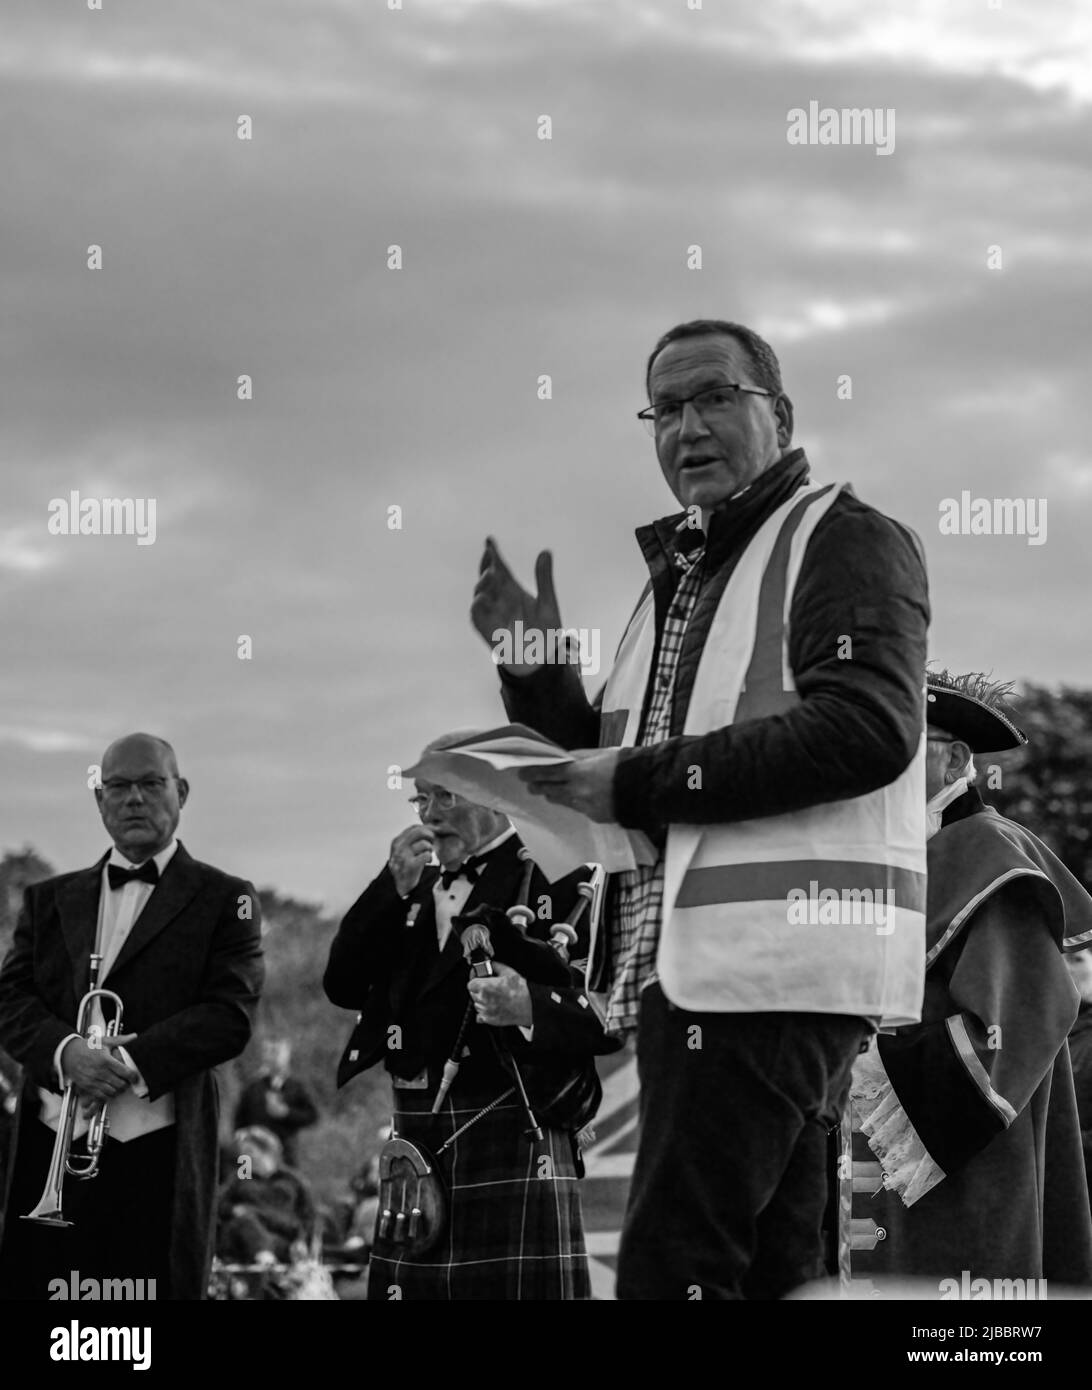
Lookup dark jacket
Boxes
[500,449,929,838]
[234,1077,318,1168]
[0,843,264,1299]
[323,835,617,1096]
[217,1167,315,1263]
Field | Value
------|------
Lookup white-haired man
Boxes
[323,733,617,1300]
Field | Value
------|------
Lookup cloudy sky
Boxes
[2,0,1090,907]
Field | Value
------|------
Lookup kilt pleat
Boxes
[367,1085,592,1301]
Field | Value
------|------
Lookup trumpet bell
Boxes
[21,1201,73,1229]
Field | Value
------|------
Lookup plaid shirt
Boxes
[605,538,706,1038]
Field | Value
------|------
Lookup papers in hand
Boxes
[403,724,656,880]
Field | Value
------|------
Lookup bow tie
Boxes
[107,860,160,891]
[438,854,489,891]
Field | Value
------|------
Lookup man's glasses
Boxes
[637,383,776,436]
[101,776,173,798]
[408,788,458,816]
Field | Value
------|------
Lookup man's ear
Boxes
[775,392,794,449]
[950,741,974,781]
[176,777,190,809]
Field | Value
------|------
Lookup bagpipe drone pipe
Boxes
[441,858,608,1137]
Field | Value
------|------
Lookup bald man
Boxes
[0,733,264,1300]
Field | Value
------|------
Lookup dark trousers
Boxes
[0,1116,175,1300]
[617,984,868,1300]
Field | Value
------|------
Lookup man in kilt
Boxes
[324,733,617,1300]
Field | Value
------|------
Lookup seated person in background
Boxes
[320,1145,383,1273]
[216,1126,315,1267]
[338,1147,382,1256]
[234,1037,318,1168]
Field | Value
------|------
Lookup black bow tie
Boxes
[438,854,490,891]
[107,860,159,891]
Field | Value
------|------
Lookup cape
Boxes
[848,800,1092,1287]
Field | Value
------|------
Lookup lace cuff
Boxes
[849,1040,945,1207]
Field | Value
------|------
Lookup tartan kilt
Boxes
[367,1081,592,1301]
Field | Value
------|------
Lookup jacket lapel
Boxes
[107,842,204,979]
[418,929,465,998]
[58,856,109,998]
[389,871,441,1015]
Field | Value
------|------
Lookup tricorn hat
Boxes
[925,668,1028,753]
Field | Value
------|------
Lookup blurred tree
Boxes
[217,886,390,1203]
[984,683,1092,892]
[0,846,55,959]
[0,848,56,1119]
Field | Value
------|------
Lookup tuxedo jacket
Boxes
[0,841,264,1299]
[324,836,616,1092]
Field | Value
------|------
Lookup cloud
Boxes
[757,297,905,344]
[1,0,1088,903]
[0,525,60,574]
[0,725,97,754]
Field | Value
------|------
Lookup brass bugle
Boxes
[22,953,126,1228]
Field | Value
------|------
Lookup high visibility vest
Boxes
[599,481,926,1024]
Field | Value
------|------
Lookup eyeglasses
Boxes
[101,776,173,798]
[637,383,776,436]
[408,788,458,816]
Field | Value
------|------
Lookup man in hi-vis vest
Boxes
[471,318,929,1300]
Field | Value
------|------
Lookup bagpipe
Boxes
[435,850,608,1136]
[374,855,607,1258]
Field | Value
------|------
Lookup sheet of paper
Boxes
[403,725,657,879]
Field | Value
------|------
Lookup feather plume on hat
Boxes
[925,667,1028,753]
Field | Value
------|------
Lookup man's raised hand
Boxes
[388,825,436,898]
[470,537,562,677]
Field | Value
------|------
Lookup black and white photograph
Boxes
[1,0,1090,1366]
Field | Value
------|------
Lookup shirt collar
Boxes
[649,448,810,557]
[107,837,179,874]
[466,825,516,861]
